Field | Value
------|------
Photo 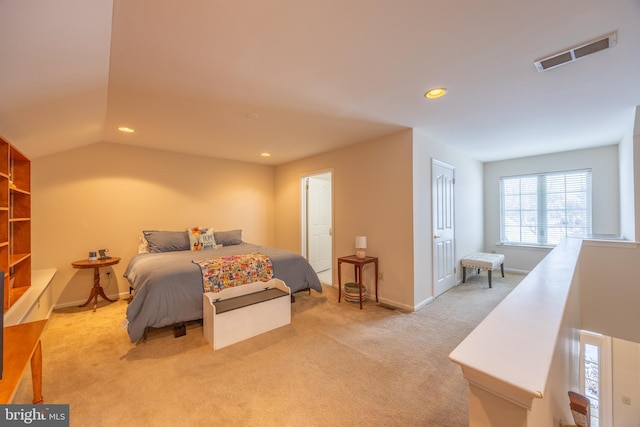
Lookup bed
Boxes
[123,229,322,343]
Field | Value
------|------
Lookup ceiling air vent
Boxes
[534,32,617,72]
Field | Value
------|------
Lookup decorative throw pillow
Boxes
[138,233,149,253]
[188,227,216,251]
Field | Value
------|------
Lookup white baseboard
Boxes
[504,267,530,275]
[54,291,131,310]
[413,296,434,312]
[328,282,436,312]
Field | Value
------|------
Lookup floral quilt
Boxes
[193,252,274,293]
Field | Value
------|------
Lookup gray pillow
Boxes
[214,229,243,246]
[143,230,190,253]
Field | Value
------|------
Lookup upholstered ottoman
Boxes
[460,253,505,288]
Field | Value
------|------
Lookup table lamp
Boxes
[355,236,367,259]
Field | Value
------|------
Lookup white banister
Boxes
[449,238,583,426]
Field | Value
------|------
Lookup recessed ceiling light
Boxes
[118,126,135,133]
[260,152,271,157]
[425,88,447,99]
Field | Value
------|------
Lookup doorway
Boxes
[301,171,333,286]
[432,159,456,297]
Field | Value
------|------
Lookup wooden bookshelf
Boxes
[1,136,31,313]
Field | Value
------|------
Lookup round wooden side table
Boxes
[71,257,121,312]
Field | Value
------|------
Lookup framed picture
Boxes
[99,249,110,260]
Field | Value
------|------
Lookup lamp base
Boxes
[356,249,366,259]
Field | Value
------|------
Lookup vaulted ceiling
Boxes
[1,0,639,165]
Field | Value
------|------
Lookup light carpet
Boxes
[14,272,524,426]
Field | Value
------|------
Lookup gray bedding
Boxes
[123,243,322,342]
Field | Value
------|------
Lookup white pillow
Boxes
[188,227,216,251]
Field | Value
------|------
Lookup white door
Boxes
[307,174,332,272]
[432,160,456,297]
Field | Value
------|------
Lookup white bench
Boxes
[203,279,291,350]
[460,253,505,288]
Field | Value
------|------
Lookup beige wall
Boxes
[32,142,275,306]
[275,130,416,309]
[32,128,482,311]
[275,129,484,310]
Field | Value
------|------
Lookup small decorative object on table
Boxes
[355,236,367,259]
[98,248,111,260]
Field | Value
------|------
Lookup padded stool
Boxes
[461,252,505,288]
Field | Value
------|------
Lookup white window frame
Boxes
[580,330,612,427]
[499,169,592,246]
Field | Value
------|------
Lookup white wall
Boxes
[619,113,636,241]
[483,145,620,272]
[612,337,640,427]
[636,133,640,240]
[635,129,640,241]
[32,142,275,306]
[578,240,640,425]
[412,130,484,306]
[579,240,640,344]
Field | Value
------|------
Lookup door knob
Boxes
[434,235,441,239]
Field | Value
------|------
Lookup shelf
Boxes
[9,188,30,195]
[1,135,30,313]
[8,286,29,303]
[9,253,30,267]
[0,140,7,177]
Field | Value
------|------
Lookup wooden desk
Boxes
[71,257,120,311]
[0,319,47,403]
[337,255,378,309]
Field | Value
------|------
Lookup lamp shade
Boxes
[355,236,367,249]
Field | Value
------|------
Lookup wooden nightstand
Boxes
[71,257,120,311]
[337,255,378,309]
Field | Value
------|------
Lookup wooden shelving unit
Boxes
[1,135,31,313]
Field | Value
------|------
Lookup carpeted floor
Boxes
[14,272,524,427]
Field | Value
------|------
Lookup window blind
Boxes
[500,169,592,245]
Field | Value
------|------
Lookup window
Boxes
[580,330,612,427]
[500,169,592,245]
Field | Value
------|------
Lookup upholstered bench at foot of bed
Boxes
[203,279,291,350]
[460,253,505,288]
